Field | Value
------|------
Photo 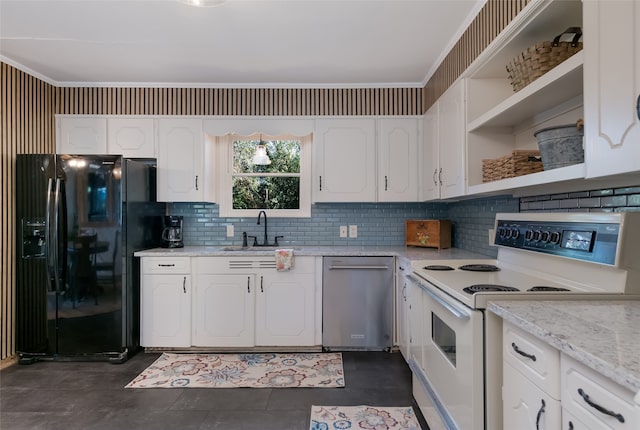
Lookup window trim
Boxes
[217,132,312,218]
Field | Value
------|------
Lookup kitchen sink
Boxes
[221,246,299,251]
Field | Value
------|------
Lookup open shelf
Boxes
[468,52,583,132]
[467,163,585,196]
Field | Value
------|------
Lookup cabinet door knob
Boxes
[182,276,186,293]
[247,276,251,293]
[636,94,639,120]
[319,175,322,191]
[260,275,264,293]
[384,175,388,191]
[195,175,199,190]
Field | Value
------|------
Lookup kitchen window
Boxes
[217,132,312,218]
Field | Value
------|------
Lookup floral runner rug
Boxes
[125,352,344,388]
[309,405,422,430]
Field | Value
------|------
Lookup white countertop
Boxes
[134,245,486,262]
[489,300,640,397]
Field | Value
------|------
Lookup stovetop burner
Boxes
[527,286,571,292]
[423,265,455,271]
[459,264,500,272]
[463,284,519,294]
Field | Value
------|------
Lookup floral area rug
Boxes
[309,405,422,430]
[125,352,344,388]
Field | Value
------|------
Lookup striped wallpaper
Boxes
[56,87,424,116]
[1,0,526,362]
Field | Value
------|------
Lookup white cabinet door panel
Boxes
[255,273,315,346]
[57,117,107,154]
[314,119,376,202]
[584,0,640,178]
[378,119,419,202]
[192,274,255,347]
[107,118,155,158]
[141,274,191,347]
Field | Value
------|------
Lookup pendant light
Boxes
[252,134,272,165]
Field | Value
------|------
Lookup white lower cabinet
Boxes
[561,354,639,430]
[192,256,316,348]
[502,322,561,430]
[193,274,255,347]
[503,361,561,430]
[140,257,192,347]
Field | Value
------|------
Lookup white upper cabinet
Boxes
[377,118,419,201]
[313,119,377,202]
[421,106,440,201]
[464,0,586,196]
[157,118,204,202]
[583,0,640,178]
[419,79,466,201]
[438,80,467,199]
[57,117,107,154]
[107,118,155,158]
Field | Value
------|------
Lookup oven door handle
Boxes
[409,274,470,320]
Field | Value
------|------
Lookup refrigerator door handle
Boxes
[45,178,56,287]
[51,178,62,293]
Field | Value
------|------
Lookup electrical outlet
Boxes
[226,225,234,237]
[349,225,358,238]
[339,226,347,238]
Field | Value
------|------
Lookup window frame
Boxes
[217,132,312,218]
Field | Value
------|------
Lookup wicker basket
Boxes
[482,150,543,182]
[506,27,583,92]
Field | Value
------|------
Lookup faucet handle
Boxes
[274,235,284,246]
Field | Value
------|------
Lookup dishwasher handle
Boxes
[327,265,390,270]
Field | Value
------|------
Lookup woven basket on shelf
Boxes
[482,150,543,183]
[506,27,583,92]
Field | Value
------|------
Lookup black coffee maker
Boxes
[161,216,184,248]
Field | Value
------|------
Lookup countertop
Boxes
[134,245,486,262]
[489,300,640,398]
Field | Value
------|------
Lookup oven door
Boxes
[419,278,485,430]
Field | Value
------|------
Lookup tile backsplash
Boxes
[170,185,640,258]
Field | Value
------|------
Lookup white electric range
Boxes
[407,212,640,430]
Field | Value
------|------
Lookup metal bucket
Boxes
[534,124,584,170]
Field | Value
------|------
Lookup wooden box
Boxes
[405,220,451,249]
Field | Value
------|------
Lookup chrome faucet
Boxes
[257,210,269,246]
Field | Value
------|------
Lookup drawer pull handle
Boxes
[511,342,536,361]
[158,264,175,267]
[568,422,574,430]
[535,399,545,430]
[182,276,186,294]
[578,388,625,423]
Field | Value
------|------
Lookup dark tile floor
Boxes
[1,351,430,430]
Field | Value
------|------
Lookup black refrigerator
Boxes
[15,154,164,363]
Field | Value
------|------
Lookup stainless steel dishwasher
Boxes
[322,256,394,351]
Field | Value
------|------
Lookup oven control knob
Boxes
[511,228,520,239]
[525,230,534,241]
[499,227,507,238]
[506,228,513,239]
[550,232,561,244]
[541,231,550,243]
[532,230,542,241]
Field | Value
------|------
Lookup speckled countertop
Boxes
[134,245,486,262]
[489,300,640,398]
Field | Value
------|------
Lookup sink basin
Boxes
[221,246,299,251]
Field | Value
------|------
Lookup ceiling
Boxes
[0,0,483,88]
